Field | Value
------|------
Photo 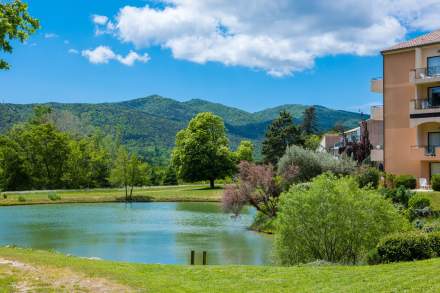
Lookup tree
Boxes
[0,135,31,190]
[163,165,178,185]
[0,0,40,70]
[172,112,235,188]
[303,134,321,151]
[262,111,303,166]
[338,120,372,164]
[234,140,254,162]
[275,173,407,265]
[109,147,148,201]
[301,106,317,134]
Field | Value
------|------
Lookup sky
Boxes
[1,0,439,113]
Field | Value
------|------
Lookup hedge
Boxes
[394,175,417,189]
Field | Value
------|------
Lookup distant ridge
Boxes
[0,95,368,164]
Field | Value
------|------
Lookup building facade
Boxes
[374,30,440,182]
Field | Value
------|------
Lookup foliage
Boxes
[357,166,380,189]
[338,120,371,164]
[380,186,414,208]
[17,195,25,202]
[303,134,321,151]
[0,0,40,69]
[163,165,178,186]
[47,192,61,201]
[234,140,254,162]
[109,147,149,201]
[277,145,356,183]
[222,161,283,218]
[301,107,317,135]
[262,111,304,166]
[275,173,407,265]
[408,194,432,220]
[0,96,367,164]
[431,174,440,191]
[395,175,417,189]
[376,232,434,263]
[172,112,235,188]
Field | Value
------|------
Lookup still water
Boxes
[0,202,273,265]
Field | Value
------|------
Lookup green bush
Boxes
[428,232,440,256]
[384,173,396,189]
[2,193,6,199]
[380,186,413,207]
[408,194,431,220]
[278,145,356,183]
[275,173,407,265]
[366,248,382,265]
[18,196,26,202]
[48,192,61,201]
[376,232,434,263]
[431,174,440,191]
[357,167,380,189]
[395,175,417,189]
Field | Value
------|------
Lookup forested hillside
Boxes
[0,95,368,164]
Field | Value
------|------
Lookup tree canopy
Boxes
[262,111,303,166]
[0,0,40,70]
[301,106,317,135]
[234,140,254,162]
[172,112,235,188]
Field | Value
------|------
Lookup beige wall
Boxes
[384,50,420,177]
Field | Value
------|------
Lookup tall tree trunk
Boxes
[210,179,215,189]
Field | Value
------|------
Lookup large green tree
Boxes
[234,140,254,162]
[0,0,40,70]
[262,111,303,166]
[172,112,235,188]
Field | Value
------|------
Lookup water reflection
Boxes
[0,202,272,265]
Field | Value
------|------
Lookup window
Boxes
[428,132,440,155]
[427,56,440,76]
[429,87,440,107]
[431,163,440,177]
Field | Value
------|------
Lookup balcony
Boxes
[410,66,440,84]
[370,78,383,93]
[410,145,440,161]
[409,99,440,126]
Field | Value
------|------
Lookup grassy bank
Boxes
[0,185,223,206]
[0,247,439,292]
[421,191,440,211]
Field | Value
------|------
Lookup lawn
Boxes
[0,185,223,206]
[0,247,439,292]
[421,191,440,211]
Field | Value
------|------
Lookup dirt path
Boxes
[0,258,133,292]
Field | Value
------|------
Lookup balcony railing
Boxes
[411,145,440,156]
[411,98,440,110]
[413,66,440,80]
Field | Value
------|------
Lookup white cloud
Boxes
[92,14,109,25]
[68,49,79,54]
[44,33,58,39]
[81,46,149,66]
[93,0,440,76]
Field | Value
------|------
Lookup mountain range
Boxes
[0,95,368,164]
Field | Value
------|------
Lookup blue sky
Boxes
[0,0,436,113]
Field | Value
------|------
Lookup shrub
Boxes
[18,196,26,202]
[395,175,417,189]
[376,232,433,263]
[408,194,432,220]
[357,167,380,189]
[277,145,356,184]
[275,173,407,265]
[2,193,6,199]
[48,192,61,201]
[431,174,440,191]
[428,232,440,256]
[384,173,396,189]
[380,186,413,207]
[366,248,382,265]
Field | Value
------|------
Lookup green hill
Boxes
[0,95,368,164]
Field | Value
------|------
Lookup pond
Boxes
[0,202,273,265]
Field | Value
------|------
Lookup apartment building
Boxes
[373,30,440,182]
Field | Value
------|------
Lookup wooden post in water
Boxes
[202,251,207,265]
[190,250,195,265]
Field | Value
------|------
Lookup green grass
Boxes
[0,247,439,292]
[421,191,440,211]
[0,185,222,206]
